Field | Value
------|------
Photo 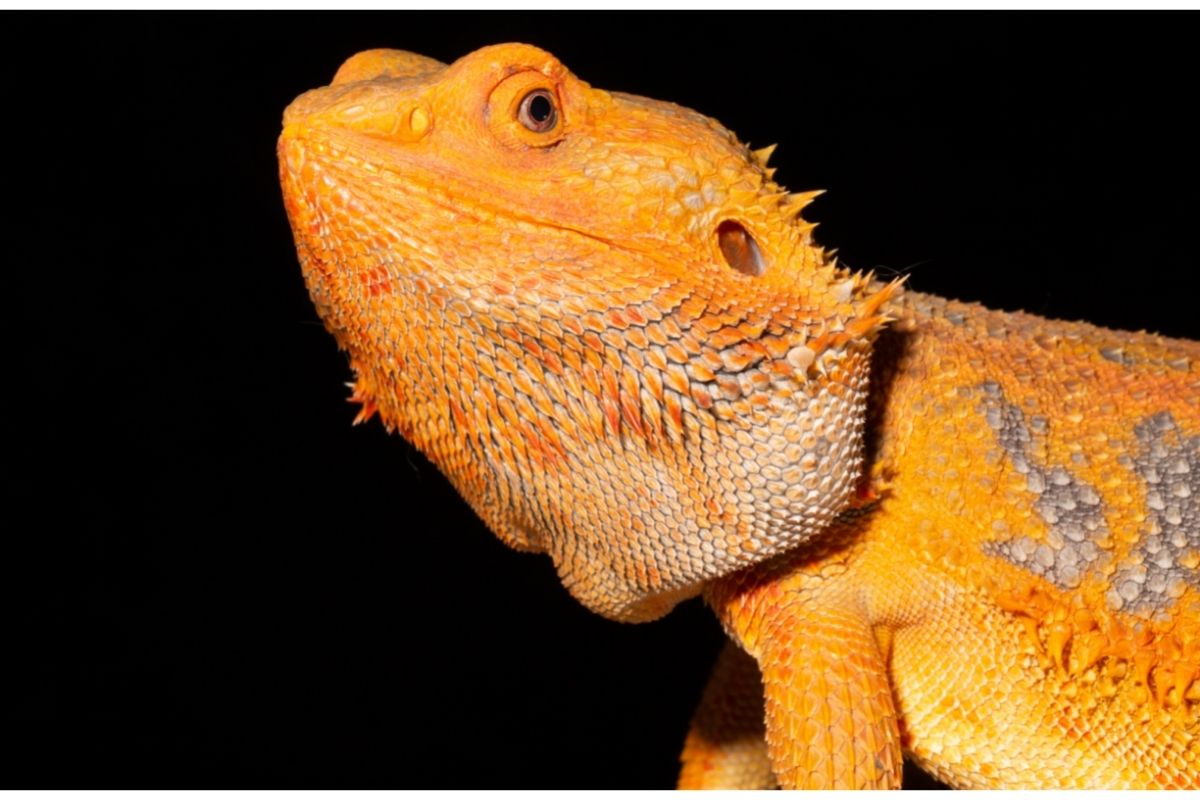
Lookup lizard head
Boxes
[279,43,899,622]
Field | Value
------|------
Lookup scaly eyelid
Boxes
[485,69,567,150]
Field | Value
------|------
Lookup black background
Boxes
[7,12,1198,789]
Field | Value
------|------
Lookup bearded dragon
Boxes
[278,43,1199,788]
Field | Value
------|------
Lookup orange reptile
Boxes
[278,44,1199,788]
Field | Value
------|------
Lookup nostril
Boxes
[716,220,765,277]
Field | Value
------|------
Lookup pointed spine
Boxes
[752,143,777,167]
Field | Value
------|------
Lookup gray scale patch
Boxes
[977,382,1109,590]
[1107,412,1199,615]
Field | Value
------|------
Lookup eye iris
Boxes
[519,90,557,132]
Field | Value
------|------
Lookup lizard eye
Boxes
[487,71,566,148]
[518,90,557,133]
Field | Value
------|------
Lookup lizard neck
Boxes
[344,245,899,623]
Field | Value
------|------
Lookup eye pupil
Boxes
[518,89,558,133]
[528,94,552,122]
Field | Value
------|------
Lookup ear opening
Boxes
[716,220,766,277]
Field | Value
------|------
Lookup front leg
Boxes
[709,571,903,789]
[678,640,776,789]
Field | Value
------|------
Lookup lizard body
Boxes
[706,292,1199,787]
[279,44,1199,788]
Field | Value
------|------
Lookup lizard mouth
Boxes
[280,124,656,270]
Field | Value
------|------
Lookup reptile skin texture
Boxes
[278,44,1199,788]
